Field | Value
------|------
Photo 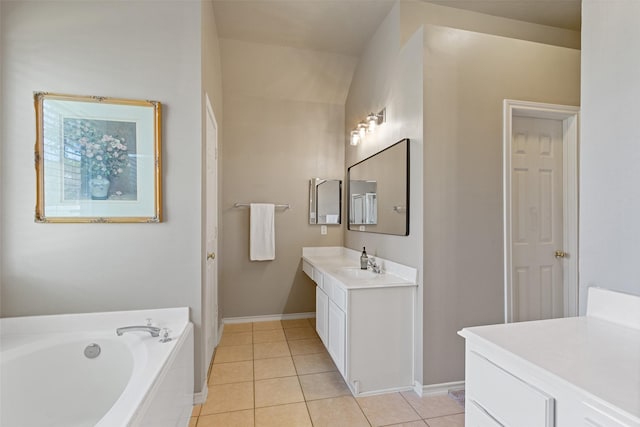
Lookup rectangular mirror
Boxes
[348,139,409,235]
[309,178,342,224]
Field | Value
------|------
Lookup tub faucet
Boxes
[368,257,382,274]
[116,325,161,337]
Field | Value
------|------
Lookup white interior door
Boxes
[205,96,219,364]
[511,116,564,322]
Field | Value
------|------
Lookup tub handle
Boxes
[160,328,172,343]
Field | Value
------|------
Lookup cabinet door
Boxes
[316,287,329,345]
[328,300,346,376]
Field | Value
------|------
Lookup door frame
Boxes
[204,93,219,366]
[503,99,580,323]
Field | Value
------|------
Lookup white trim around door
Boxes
[503,99,580,323]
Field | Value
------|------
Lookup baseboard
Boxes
[217,322,224,345]
[414,380,465,397]
[354,385,415,397]
[223,312,316,324]
[193,379,208,405]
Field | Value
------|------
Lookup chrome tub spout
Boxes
[116,326,161,337]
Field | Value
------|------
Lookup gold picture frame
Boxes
[34,92,162,223]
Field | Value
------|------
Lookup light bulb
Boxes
[358,123,367,139]
[350,130,360,146]
[366,113,377,132]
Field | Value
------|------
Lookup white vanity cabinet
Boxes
[302,247,417,396]
[460,288,640,427]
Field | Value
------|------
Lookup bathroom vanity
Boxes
[460,288,640,427]
[302,246,417,396]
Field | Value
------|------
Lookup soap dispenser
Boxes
[360,247,368,270]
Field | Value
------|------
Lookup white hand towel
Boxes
[250,203,275,261]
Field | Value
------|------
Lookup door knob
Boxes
[554,250,566,259]
[207,252,216,260]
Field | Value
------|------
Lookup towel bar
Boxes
[234,203,290,209]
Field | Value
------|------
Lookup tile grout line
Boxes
[351,392,374,427]
[252,322,256,427]
[204,320,461,427]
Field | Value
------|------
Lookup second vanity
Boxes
[302,246,417,396]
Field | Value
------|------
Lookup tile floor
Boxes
[190,318,465,427]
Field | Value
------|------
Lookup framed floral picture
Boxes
[34,93,162,223]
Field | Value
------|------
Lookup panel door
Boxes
[205,98,219,364]
[512,116,564,321]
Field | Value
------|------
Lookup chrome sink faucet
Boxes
[368,257,382,274]
[116,325,161,337]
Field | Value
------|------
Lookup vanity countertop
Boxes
[459,292,640,421]
[302,247,417,290]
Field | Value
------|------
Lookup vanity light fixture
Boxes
[349,108,386,146]
[366,108,385,132]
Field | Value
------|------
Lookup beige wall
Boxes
[345,2,425,382]
[219,39,356,318]
[0,0,4,292]
[345,0,581,388]
[579,0,640,310]
[400,0,580,50]
[345,4,424,269]
[0,0,208,392]
[421,25,580,385]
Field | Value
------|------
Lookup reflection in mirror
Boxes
[349,181,377,224]
[348,139,409,235]
[309,178,342,224]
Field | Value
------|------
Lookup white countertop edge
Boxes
[302,246,417,283]
[587,287,640,329]
[302,255,416,290]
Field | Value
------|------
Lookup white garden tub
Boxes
[0,307,194,427]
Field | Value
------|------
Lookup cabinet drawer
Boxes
[467,400,503,426]
[302,260,313,279]
[332,284,347,311]
[583,402,640,427]
[322,275,346,310]
[324,274,336,300]
[313,269,324,289]
[467,351,554,427]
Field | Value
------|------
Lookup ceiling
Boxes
[425,0,581,31]
[212,0,581,56]
[213,0,396,55]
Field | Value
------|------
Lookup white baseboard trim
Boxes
[223,312,316,324]
[217,322,224,345]
[354,385,415,397]
[414,380,465,397]
[193,379,208,405]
